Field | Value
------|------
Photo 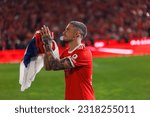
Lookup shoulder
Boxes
[62,48,69,54]
[77,44,92,55]
[74,45,92,59]
[60,48,69,58]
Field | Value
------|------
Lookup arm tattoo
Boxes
[43,44,73,70]
[45,45,52,52]
[51,58,73,70]
[44,51,52,70]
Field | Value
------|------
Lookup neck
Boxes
[68,37,82,51]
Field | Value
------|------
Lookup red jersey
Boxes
[60,44,95,100]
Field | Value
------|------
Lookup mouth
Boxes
[62,35,67,40]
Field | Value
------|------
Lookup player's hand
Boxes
[41,25,54,45]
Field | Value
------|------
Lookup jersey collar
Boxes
[68,44,83,53]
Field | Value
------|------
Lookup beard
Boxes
[63,39,72,43]
[62,36,73,43]
[59,36,71,47]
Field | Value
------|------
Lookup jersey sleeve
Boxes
[68,49,92,67]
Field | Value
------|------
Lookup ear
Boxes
[76,31,80,37]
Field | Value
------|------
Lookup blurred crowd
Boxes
[0,0,150,50]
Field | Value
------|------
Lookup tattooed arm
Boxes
[44,46,73,71]
[51,57,73,70]
[41,25,73,70]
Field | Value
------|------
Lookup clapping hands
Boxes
[41,25,54,45]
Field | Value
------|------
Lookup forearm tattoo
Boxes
[44,45,51,52]
[51,58,73,70]
[44,49,73,70]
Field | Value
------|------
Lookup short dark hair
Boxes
[69,21,87,38]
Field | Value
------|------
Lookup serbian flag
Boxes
[19,31,59,92]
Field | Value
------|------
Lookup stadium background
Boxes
[0,0,150,99]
